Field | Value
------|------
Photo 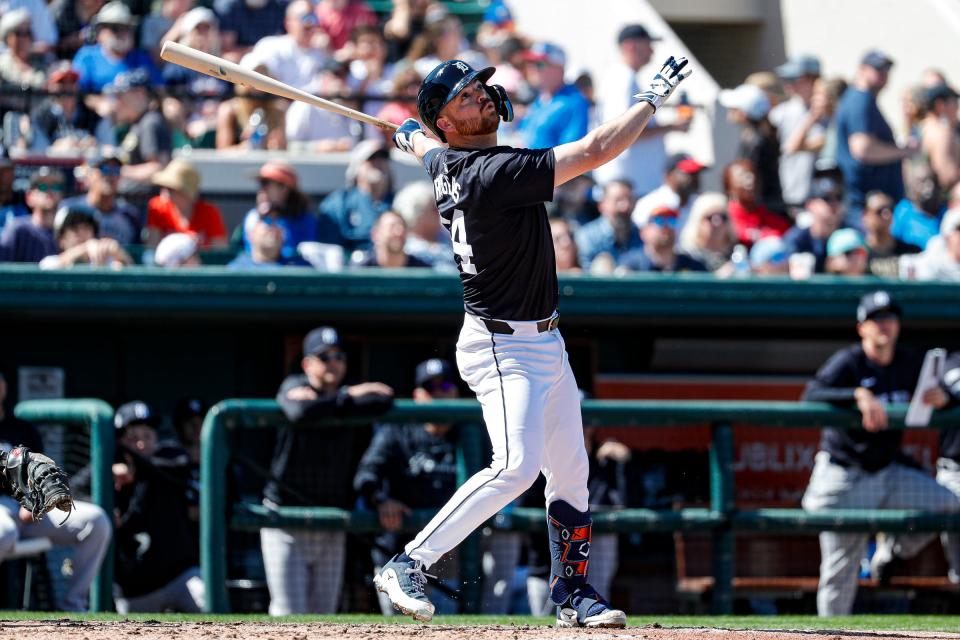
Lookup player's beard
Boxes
[449,108,499,137]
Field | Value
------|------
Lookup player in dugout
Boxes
[800,290,960,616]
[372,53,691,628]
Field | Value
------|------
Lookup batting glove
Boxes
[393,118,425,154]
[634,56,692,112]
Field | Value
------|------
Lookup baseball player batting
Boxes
[373,54,691,628]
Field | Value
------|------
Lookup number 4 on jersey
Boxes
[451,209,476,275]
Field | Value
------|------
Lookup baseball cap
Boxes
[523,42,566,67]
[482,1,513,27]
[114,400,158,431]
[415,358,456,388]
[303,326,341,357]
[256,159,298,189]
[0,9,30,40]
[719,83,771,120]
[826,228,866,257]
[924,83,959,109]
[154,232,199,268]
[103,68,151,95]
[857,290,902,323]
[29,166,64,189]
[940,207,960,236]
[53,204,99,239]
[94,1,136,27]
[152,159,201,199]
[775,55,821,81]
[617,24,660,44]
[180,7,217,33]
[808,176,843,201]
[47,61,79,85]
[665,153,707,175]
[749,236,789,268]
[861,49,894,70]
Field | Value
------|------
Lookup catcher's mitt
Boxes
[0,446,74,522]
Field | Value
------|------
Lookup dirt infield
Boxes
[3,621,960,640]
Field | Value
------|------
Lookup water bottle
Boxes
[247,108,267,149]
[730,243,750,278]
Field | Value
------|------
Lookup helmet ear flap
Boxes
[485,84,514,123]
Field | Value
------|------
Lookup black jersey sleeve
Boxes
[944,352,960,406]
[479,148,556,211]
[802,347,860,405]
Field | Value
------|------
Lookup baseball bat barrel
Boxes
[159,41,399,132]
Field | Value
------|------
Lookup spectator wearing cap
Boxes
[724,159,790,247]
[352,210,431,269]
[824,228,868,276]
[38,204,132,270]
[0,371,111,612]
[103,69,173,205]
[475,0,514,54]
[72,1,163,94]
[912,207,960,281]
[836,50,912,219]
[860,190,920,277]
[317,140,394,252]
[392,180,453,269]
[0,168,64,263]
[50,0,105,59]
[0,147,27,231]
[619,205,707,273]
[574,178,641,270]
[154,232,200,268]
[720,83,785,213]
[891,162,944,249]
[214,0,288,62]
[229,203,287,269]
[240,160,316,261]
[594,24,691,196]
[801,291,960,616]
[783,176,846,273]
[29,62,107,155]
[920,83,960,192]
[678,192,737,273]
[0,10,46,90]
[73,401,204,613]
[316,0,377,53]
[264,326,393,615]
[243,0,329,92]
[632,153,707,232]
[518,42,590,149]
[354,357,463,615]
[286,59,357,153]
[769,55,826,208]
[146,159,227,249]
[0,0,58,54]
[748,236,789,276]
[62,150,142,245]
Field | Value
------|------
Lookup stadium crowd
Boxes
[0,0,957,279]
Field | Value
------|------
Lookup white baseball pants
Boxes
[406,313,590,568]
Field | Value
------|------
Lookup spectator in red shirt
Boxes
[146,159,227,248]
[316,0,377,53]
[724,159,790,247]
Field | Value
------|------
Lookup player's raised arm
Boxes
[553,56,692,188]
[393,118,445,163]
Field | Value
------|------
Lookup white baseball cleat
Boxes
[373,554,436,622]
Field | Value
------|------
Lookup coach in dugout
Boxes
[262,326,394,615]
[937,351,960,583]
[801,290,960,616]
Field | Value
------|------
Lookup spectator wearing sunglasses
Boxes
[63,149,142,245]
[263,327,393,615]
[618,205,707,274]
[228,202,288,269]
[0,168,65,263]
[861,190,920,277]
[783,176,847,273]
[678,192,738,273]
[354,357,463,615]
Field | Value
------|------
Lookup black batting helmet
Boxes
[417,59,496,142]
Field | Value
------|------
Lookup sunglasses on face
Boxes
[868,205,893,216]
[843,248,866,258]
[706,212,728,225]
[650,215,678,228]
[34,182,64,193]
[317,351,346,363]
[423,380,457,394]
[11,30,32,38]
[98,164,122,177]
[821,194,842,203]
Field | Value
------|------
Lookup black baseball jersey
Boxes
[424,146,558,321]
[940,351,960,461]
[803,344,921,472]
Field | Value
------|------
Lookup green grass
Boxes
[1,612,960,632]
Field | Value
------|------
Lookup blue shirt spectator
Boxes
[891,199,944,250]
[618,248,706,273]
[835,51,907,211]
[214,0,289,57]
[518,42,589,149]
[241,207,318,262]
[0,169,65,263]
[72,2,162,92]
[574,179,640,268]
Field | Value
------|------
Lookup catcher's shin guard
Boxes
[546,500,592,605]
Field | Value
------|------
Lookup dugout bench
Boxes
[200,399,960,615]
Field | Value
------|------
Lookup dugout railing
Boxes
[201,398,960,615]
[12,399,115,612]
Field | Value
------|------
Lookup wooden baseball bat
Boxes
[159,41,399,132]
